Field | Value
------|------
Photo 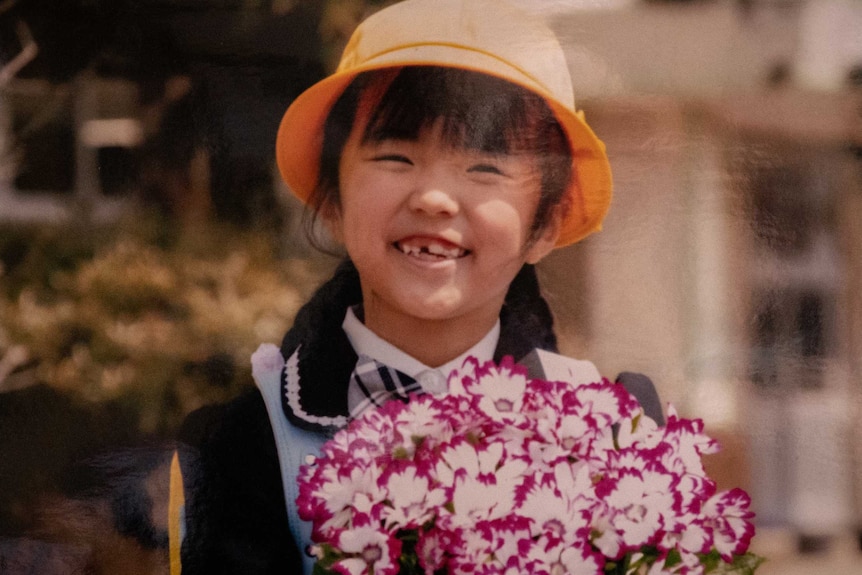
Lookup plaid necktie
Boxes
[347,354,423,419]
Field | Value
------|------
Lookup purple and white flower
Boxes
[296,357,759,575]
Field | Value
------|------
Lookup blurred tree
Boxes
[5,0,114,82]
[120,1,328,227]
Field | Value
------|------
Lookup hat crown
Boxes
[337,0,575,110]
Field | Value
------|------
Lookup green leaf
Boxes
[311,543,343,573]
[663,548,682,569]
[703,552,767,574]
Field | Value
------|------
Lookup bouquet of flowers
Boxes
[297,357,761,575]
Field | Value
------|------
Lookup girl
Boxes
[171,0,661,573]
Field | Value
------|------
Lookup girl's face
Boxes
[328,104,561,341]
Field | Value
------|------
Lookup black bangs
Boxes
[362,67,562,156]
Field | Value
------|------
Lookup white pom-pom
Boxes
[251,343,285,380]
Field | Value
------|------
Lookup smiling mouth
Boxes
[393,238,469,261]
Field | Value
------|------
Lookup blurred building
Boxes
[0,0,324,226]
[533,0,862,559]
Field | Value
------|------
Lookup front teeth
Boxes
[396,242,466,259]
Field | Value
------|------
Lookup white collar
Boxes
[342,306,500,379]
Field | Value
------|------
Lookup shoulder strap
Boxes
[615,371,665,426]
[519,349,665,426]
[519,348,601,384]
[253,345,326,575]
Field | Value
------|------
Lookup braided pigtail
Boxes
[496,264,558,361]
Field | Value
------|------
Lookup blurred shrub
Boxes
[0,215,332,436]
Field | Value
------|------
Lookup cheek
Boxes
[339,198,392,256]
[339,184,374,229]
[341,171,401,218]
[474,199,536,249]
[340,212,372,252]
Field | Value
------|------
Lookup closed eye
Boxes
[468,163,505,176]
[373,154,413,165]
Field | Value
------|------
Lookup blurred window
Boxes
[743,142,839,391]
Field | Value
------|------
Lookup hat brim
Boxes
[275,51,612,247]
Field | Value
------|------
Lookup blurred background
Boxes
[0,0,860,573]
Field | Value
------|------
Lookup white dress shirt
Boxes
[342,306,500,412]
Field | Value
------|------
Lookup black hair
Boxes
[306,66,573,247]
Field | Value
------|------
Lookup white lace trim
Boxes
[282,346,349,428]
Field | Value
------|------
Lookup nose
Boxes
[407,178,460,218]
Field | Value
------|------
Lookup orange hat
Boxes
[275,0,612,247]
